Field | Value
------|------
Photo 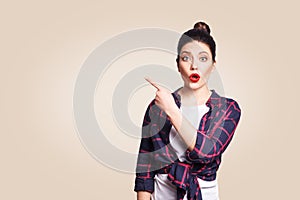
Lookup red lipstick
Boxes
[189,73,200,83]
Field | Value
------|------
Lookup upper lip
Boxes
[189,73,200,79]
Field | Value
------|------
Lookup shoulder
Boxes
[224,97,241,112]
[212,90,241,117]
[222,97,242,122]
[145,98,161,116]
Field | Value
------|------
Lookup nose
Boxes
[190,63,198,70]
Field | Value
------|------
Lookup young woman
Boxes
[134,22,241,200]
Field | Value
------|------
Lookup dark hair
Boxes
[176,21,216,62]
[193,21,211,34]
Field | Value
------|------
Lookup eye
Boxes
[181,55,191,62]
[199,56,208,62]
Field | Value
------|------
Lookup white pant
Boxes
[151,174,220,200]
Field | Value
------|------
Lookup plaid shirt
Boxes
[134,89,241,200]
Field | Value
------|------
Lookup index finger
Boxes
[144,77,160,90]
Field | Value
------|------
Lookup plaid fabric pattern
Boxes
[134,89,241,200]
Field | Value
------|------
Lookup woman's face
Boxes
[178,40,215,90]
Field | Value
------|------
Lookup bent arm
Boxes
[167,99,241,163]
[187,101,241,163]
[134,101,156,194]
[167,107,197,151]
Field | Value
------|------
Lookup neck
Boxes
[178,85,212,106]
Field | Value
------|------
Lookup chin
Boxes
[186,82,203,90]
[182,77,206,90]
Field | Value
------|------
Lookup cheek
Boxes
[180,69,190,79]
[198,63,213,74]
[178,63,189,75]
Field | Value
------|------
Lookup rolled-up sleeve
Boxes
[134,100,156,193]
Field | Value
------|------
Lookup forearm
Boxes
[167,107,197,151]
[137,191,151,200]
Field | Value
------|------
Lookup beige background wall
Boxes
[1,0,299,199]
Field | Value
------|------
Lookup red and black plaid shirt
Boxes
[134,89,241,200]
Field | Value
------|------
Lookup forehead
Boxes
[180,41,211,55]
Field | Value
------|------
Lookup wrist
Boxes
[165,104,180,118]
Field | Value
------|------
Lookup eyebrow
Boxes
[180,50,209,55]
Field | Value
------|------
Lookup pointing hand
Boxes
[145,77,178,116]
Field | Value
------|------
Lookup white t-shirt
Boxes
[151,104,220,200]
[169,104,209,162]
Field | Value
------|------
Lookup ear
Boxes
[211,61,216,73]
[176,57,180,72]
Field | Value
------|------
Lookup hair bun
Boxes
[193,21,211,34]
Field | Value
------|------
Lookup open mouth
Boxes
[189,73,200,83]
